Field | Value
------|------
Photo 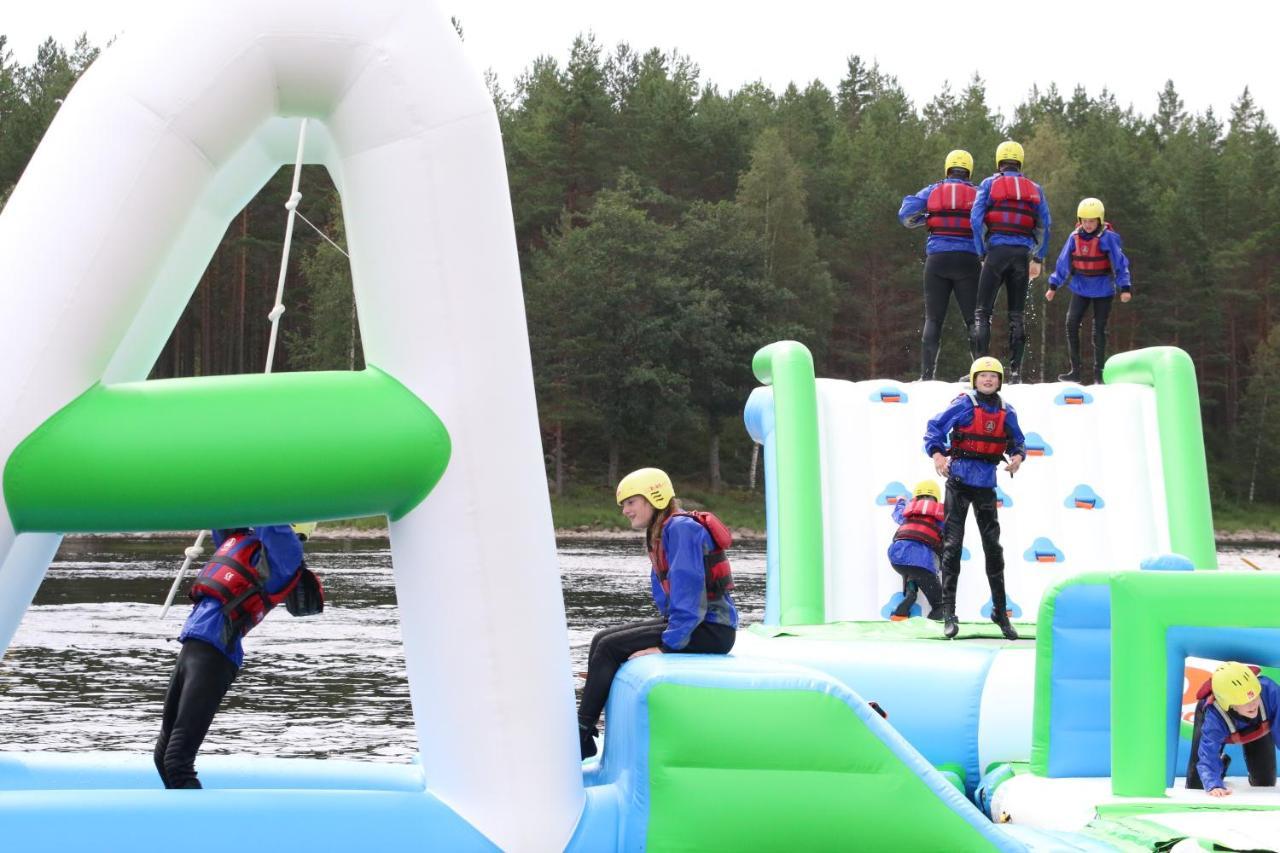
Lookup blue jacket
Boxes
[898,178,980,256]
[924,392,1027,489]
[179,524,305,667]
[1195,676,1280,791]
[971,170,1052,260]
[1048,227,1132,298]
[651,515,739,652]
[887,500,940,573]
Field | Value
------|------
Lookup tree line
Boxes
[3,32,1278,503]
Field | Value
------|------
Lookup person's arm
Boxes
[255,524,304,591]
[1004,406,1027,475]
[924,396,967,476]
[1033,186,1052,262]
[970,179,991,256]
[1196,711,1230,794]
[898,185,931,228]
[650,566,669,617]
[892,501,907,523]
[659,518,712,652]
[1106,230,1132,294]
[1046,234,1074,299]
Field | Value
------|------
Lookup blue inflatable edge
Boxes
[744,387,780,625]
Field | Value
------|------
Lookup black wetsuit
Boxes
[972,245,1031,378]
[921,252,980,380]
[1064,293,1114,381]
[154,639,238,789]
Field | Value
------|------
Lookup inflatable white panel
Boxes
[819,379,1168,622]
[978,648,1036,772]
[0,2,579,849]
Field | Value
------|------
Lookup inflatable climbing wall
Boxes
[746,343,1214,625]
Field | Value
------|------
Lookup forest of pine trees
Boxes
[3,32,1278,503]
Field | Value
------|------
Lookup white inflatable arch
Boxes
[0,1,580,849]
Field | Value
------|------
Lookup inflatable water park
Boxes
[1,1,1277,850]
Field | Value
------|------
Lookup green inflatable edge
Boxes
[751,341,824,626]
[1110,570,1280,796]
[644,682,998,851]
[3,366,450,532]
[1103,347,1216,570]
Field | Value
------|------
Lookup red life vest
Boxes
[1195,667,1272,745]
[949,392,1011,463]
[1070,226,1113,275]
[190,531,299,642]
[926,181,977,238]
[648,511,735,600]
[983,174,1041,238]
[893,497,944,552]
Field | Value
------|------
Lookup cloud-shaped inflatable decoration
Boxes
[875,482,911,505]
[869,385,908,404]
[981,597,1023,620]
[1023,432,1053,457]
[1024,536,1065,563]
[1140,553,1195,571]
[961,546,971,561]
[881,592,921,621]
[995,486,1013,508]
[1063,484,1105,510]
[1054,386,1094,406]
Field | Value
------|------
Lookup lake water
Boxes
[0,537,1271,762]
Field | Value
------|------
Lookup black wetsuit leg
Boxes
[577,619,736,732]
[939,477,973,618]
[894,564,944,618]
[1064,292,1088,376]
[972,487,1007,615]
[1186,700,1209,789]
[1090,295,1114,380]
[1244,730,1278,786]
[972,245,1029,365]
[154,639,238,789]
[921,252,981,379]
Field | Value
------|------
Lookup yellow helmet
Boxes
[913,480,942,501]
[944,149,974,176]
[291,522,318,540]
[1077,197,1105,222]
[969,356,1004,389]
[1212,662,1262,709]
[995,140,1024,168]
[616,467,675,509]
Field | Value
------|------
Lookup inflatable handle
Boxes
[1103,347,1216,569]
[751,341,824,625]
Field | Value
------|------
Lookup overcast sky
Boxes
[4,1,1275,128]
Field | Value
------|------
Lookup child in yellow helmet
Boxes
[1046,198,1133,383]
[575,468,739,759]
[1187,662,1279,796]
[887,479,946,620]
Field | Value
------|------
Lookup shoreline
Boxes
[61,527,1278,546]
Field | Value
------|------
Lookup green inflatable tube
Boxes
[4,366,450,532]
[1103,347,1216,570]
[752,341,824,625]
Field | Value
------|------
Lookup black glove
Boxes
[285,565,325,617]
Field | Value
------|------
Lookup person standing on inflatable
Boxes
[887,479,946,620]
[970,141,1052,384]
[897,149,982,380]
[1188,662,1279,796]
[576,468,738,759]
[154,523,324,788]
[1046,198,1132,383]
[923,357,1025,640]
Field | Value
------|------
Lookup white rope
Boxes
[295,209,350,258]
[161,119,309,618]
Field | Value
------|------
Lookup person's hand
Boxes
[1005,454,1024,476]
[1029,260,1043,280]
[1045,288,1056,302]
[1208,786,1232,797]
[628,647,662,660]
[932,452,950,477]
[1120,291,1132,303]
